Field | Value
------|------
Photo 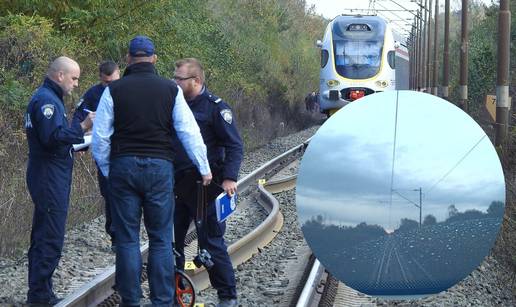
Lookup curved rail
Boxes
[177,150,301,289]
[263,174,297,194]
[58,141,306,307]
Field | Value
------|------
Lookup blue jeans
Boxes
[109,156,175,306]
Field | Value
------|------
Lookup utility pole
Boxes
[393,188,423,229]
[495,0,511,147]
[410,28,416,89]
[415,9,421,90]
[432,0,439,96]
[419,188,422,228]
[414,187,423,228]
[443,0,450,100]
[422,0,428,91]
[426,0,433,92]
[459,0,469,111]
[418,5,424,90]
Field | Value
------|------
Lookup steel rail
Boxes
[58,142,306,306]
[185,146,303,289]
[296,259,324,307]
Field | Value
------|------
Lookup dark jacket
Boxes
[25,77,84,159]
[173,87,243,182]
[108,62,178,161]
[72,83,106,126]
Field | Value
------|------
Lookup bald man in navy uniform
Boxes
[25,56,94,305]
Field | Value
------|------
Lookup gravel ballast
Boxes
[1,125,514,306]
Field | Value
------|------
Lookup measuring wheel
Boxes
[176,270,196,307]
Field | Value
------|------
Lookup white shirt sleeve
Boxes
[172,87,211,176]
[92,87,114,177]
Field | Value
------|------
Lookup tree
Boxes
[448,204,458,218]
[487,201,505,217]
[396,218,419,233]
[423,214,437,226]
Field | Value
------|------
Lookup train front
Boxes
[318,15,395,115]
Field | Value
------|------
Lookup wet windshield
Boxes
[332,17,386,79]
[334,40,383,79]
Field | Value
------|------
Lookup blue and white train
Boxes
[317,14,409,115]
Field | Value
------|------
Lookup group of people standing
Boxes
[24,35,242,307]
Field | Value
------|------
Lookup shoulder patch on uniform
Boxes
[41,104,55,119]
[208,94,222,104]
[220,109,233,124]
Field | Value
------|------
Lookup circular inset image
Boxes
[296,91,505,298]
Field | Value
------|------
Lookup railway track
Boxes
[8,122,512,306]
[57,138,376,307]
[56,141,306,306]
[294,257,378,307]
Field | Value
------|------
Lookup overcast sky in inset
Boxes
[296,91,505,231]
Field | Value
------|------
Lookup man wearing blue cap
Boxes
[92,35,212,306]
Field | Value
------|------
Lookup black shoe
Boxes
[49,298,62,305]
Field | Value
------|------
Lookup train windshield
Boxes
[332,17,386,79]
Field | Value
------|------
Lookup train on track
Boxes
[316,14,409,115]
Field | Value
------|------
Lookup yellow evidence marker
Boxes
[184,261,196,271]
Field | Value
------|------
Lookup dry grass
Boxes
[0,97,321,258]
[0,105,103,258]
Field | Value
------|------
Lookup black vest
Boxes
[109,62,177,161]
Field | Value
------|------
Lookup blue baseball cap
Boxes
[129,35,155,57]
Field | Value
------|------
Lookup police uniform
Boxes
[174,87,243,301]
[71,84,114,245]
[25,77,84,304]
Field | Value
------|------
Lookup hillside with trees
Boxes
[0,0,325,256]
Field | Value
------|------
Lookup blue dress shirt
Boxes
[92,86,210,177]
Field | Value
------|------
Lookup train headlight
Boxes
[327,79,340,87]
[348,90,366,101]
[375,80,388,88]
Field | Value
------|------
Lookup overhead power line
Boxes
[426,134,487,194]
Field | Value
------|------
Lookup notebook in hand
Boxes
[215,193,237,222]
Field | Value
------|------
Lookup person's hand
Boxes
[222,179,237,196]
[80,112,95,131]
[202,172,212,186]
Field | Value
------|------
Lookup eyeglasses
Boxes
[173,75,196,81]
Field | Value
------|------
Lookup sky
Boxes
[305,0,499,39]
[296,91,505,231]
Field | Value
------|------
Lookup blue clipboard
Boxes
[215,193,237,222]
